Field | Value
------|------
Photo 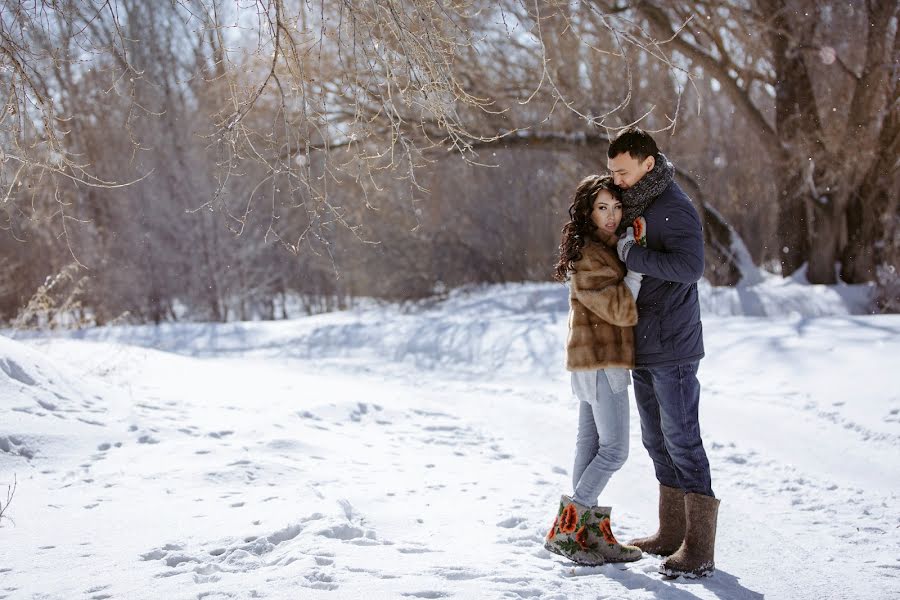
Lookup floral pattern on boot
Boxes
[542,496,601,565]
[594,506,643,562]
[544,495,642,565]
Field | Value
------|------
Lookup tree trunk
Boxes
[805,194,843,284]
[841,158,894,283]
[769,0,897,283]
[767,0,823,278]
[841,29,900,283]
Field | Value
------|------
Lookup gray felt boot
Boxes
[628,484,686,556]
[660,493,720,578]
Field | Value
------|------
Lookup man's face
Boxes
[607,152,655,189]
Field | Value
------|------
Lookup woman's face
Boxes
[590,189,623,233]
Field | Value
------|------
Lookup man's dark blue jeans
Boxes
[632,362,714,497]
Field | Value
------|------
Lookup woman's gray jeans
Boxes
[570,368,630,507]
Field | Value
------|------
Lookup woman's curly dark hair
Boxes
[553,175,622,282]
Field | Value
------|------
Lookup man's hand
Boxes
[617,227,636,263]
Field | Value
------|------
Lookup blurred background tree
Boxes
[1,0,896,325]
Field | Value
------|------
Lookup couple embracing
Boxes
[544,127,719,578]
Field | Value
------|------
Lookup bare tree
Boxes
[606,0,899,284]
[8,1,891,325]
[0,1,154,259]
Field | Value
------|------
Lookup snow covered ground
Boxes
[1,281,897,599]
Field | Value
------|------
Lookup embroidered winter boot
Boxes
[543,495,605,566]
[628,484,686,556]
[591,506,642,562]
[660,493,720,578]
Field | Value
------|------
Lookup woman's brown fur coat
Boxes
[566,228,638,371]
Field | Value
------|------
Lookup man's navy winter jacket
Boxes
[625,180,705,368]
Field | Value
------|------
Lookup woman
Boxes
[544,175,643,566]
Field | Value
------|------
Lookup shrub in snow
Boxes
[0,475,16,527]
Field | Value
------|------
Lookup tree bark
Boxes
[841,23,900,283]
[765,0,823,277]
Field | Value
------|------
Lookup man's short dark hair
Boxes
[607,127,659,162]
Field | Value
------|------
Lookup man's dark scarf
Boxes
[618,153,675,233]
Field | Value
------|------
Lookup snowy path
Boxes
[1,294,898,599]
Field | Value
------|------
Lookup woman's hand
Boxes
[623,270,643,300]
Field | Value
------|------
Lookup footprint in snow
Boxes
[396,545,437,554]
[142,513,333,583]
[0,358,36,385]
[83,584,111,598]
[496,516,526,529]
[430,566,486,581]
[0,435,35,459]
[885,407,900,423]
[316,522,378,544]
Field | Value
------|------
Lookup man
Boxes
[607,127,719,578]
